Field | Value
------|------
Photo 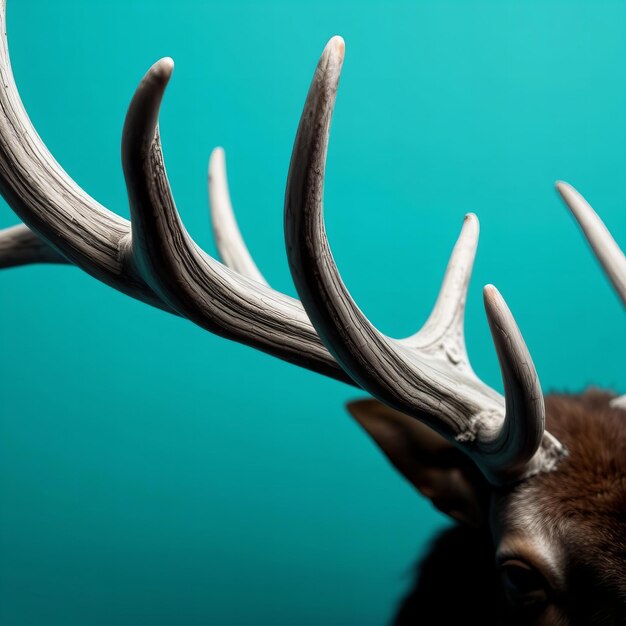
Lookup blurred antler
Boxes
[556,182,626,408]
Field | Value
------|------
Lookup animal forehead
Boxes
[539,392,626,516]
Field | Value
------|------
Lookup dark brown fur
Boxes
[388,391,626,625]
[509,391,626,620]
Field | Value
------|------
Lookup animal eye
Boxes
[499,559,549,609]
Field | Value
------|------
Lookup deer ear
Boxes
[347,399,489,527]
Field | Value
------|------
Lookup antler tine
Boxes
[0,223,67,267]
[556,181,626,306]
[121,57,351,383]
[483,285,564,477]
[208,148,268,285]
[284,36,565,484]
[401,212,479,372]
[556,181,626,409]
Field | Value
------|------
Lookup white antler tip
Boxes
[151,57,175,80]
[463,212,480,234]
[554,180,568,191]
[483,283,497,297]
[209,147,225,177]
[555,180,579,202]
[326,36,346,61]
[483,285,508,324]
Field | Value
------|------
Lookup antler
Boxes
[556,182,626,307]
[0,0,564,484]
[0,150,268,279]
[0,1,349,383]
[283,37,564,485]
[556,182,626,408]
[0,223,66,267]
[208,147,268,285]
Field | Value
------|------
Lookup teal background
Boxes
[0,0,624,624]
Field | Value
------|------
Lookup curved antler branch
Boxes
[0,0,351,384]
[0,0,164,308]
[400,212,478,372]
[556,181,626,307]
[0,0,566,484]
[483,285,564,477]
[556,181,626,408]
[121,57,350,382]
[284,36,564,484]
[208,148,268,285]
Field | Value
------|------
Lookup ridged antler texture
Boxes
[0,1,566,484]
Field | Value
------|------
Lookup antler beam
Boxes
[0,1,352,382]
[0,0,565,484]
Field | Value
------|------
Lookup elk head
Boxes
[0,1,624,623]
